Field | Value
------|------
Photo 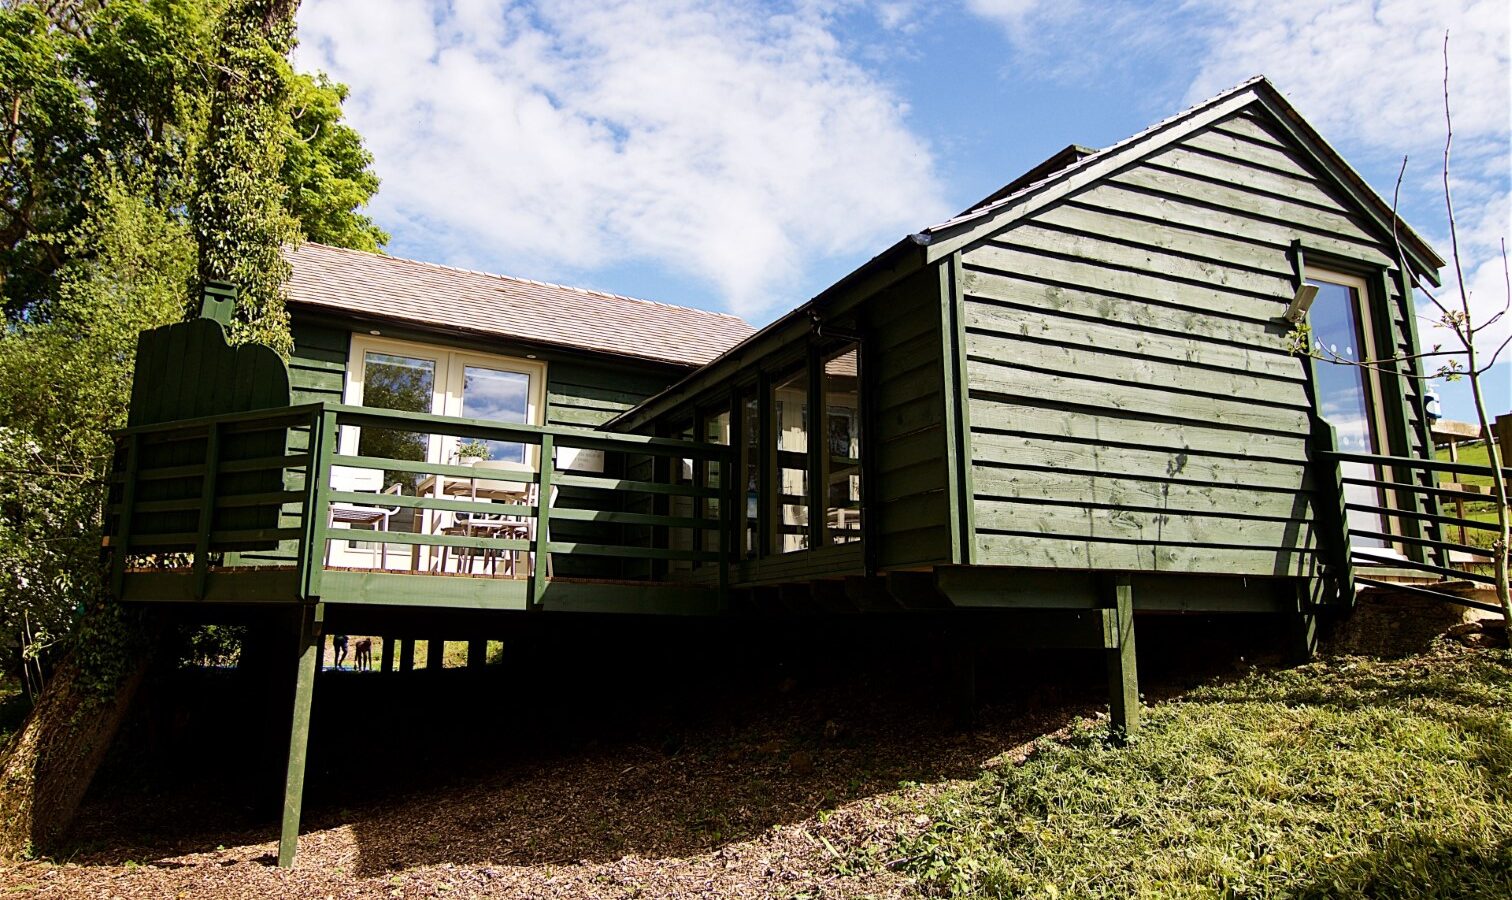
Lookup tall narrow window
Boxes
[699,409,731,567]
[822,343,862,544]
[1308,269,1391,550]
[772,368,810,553]
[741,394,759,559]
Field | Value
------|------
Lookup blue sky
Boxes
[295,0,1510,422]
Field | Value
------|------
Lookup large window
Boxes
[343,335,547,484]
[1306,268,1392,550]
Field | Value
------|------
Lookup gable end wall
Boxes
[957,106,1431,577]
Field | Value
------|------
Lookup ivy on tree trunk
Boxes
[193,0,303,354]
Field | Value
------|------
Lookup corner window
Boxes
[343,335,547,484]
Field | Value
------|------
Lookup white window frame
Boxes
[342,334,548,468]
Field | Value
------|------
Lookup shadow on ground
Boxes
[63,612,1291,875]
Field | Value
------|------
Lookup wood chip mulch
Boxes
[0,662,1097,900]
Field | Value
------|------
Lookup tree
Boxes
[0,0,381,857]
[192,0,302,352]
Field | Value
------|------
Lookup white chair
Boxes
[438,460,532,575]
[326,466,402,568]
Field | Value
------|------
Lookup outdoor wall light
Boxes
[1283,283,1318,324]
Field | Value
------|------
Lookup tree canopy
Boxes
[0,0,384,681]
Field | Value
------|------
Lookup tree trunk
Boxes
[0,603,158,860]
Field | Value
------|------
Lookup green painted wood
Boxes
[973,466,1314,519]
[975,533,1317,576]
[1034,199,1300,276]
[1103,575,1139,738]
[300,412,336,600]
[1148,145,1341,208]
[967,331,1308,401]
[937,256,966,564]
[120,569,300,603]
[994,223,1296,298]
[968,362,1311,434]
[1211,113,1289,150]
[1109,166,1375,243]
[278,604,320,867]
[531,433,555,608]
[1068,185,1394,267]
[1183,127,1316,179]
[973,498,1317,549]
[971,432,1311,491]
[968,401,1308,463]
[965,243,1283,324]
[962,278,1305,379]
[192,423,221,599]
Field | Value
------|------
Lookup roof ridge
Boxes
[296,242,748,323]
[926,75,1270,234]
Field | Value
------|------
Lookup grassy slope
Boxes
[889,649,1512,899]
[1436,441,1502,547]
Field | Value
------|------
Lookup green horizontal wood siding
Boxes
[957,105,1420,577]
[867,265,953,569]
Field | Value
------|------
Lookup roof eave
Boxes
[608,234,928,431]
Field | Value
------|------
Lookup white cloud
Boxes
[1180,0,1511,361]
[295,0,946,318]
[965,0,1510,367]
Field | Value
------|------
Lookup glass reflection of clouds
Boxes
[461,366,531,463]
[1308,277,1386,548]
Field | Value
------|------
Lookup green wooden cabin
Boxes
[104,78,1485,865]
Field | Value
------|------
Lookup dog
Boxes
[354,637,373,672]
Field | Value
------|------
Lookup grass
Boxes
[886,648,1512,899]
[1435,440,1505,553]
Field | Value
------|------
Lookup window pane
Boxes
[773,369,809,553]
[460,365,530,463]
[742,395,758,559]
[1309,277,1387,548]
[358,352,435,493]
[823,345,861,544]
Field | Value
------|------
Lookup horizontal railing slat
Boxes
[328,454,540,484]
[554,473,719,498]
[1344,502,1500,532]
[327,490,533,518]
[1322,448,1512,479]
[1351,552,1497,586]
[1347,528,1491,559]
[1340,476,1494,504]
[328,404,731,461]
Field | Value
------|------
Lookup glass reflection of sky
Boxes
[1309,279,1386,548]
[462,366,530,463]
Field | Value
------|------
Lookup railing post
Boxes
[530,433,554,609]
[1311,420,1354,604]
[110,433,141,597]
[299,407,337,601]
[193,422,222,600]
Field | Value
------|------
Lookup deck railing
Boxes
[1316,445,1508,614]
[107,402,738,609]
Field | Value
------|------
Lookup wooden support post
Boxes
[426,639,445,670]
[317,633,328,671]
[467,638,487,669]
[398,638,414,673]
[278,604,322,868]
[1288,583,1319,664]
[1102,575,1139,740]
[380,636,395,673]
